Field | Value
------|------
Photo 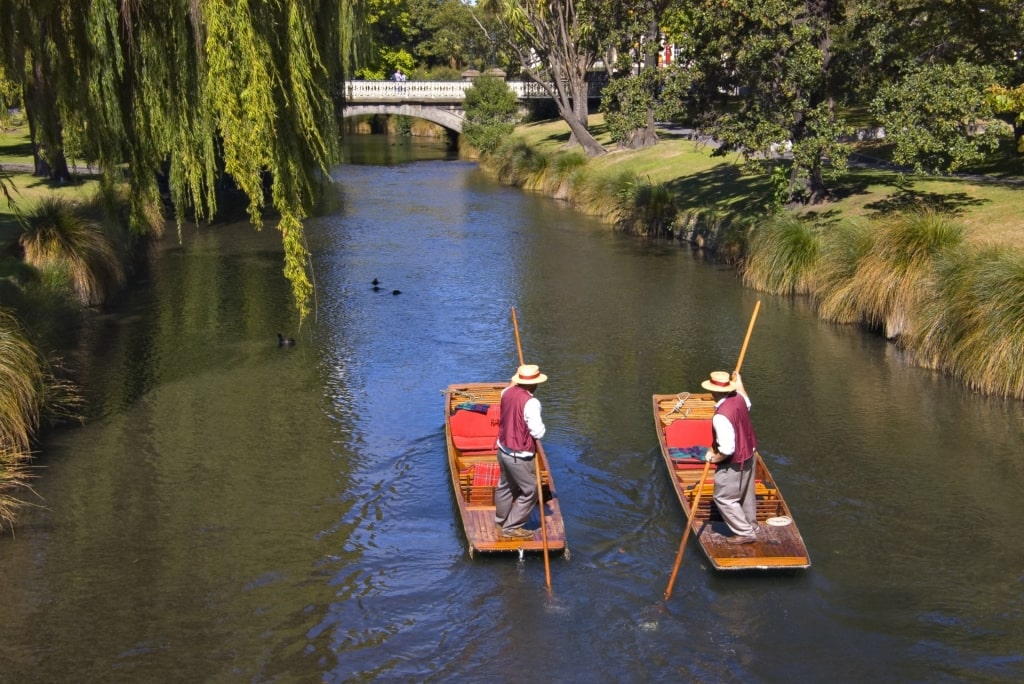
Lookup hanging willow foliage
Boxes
[0,0,352,320]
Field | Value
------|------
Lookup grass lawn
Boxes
[1,125,101,244]
[514,114,1024,247]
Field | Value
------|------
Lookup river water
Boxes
[1,137,1022,684]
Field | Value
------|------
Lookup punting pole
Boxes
[664,300,761,600]
[511,307,552,591]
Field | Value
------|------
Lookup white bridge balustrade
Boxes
[343,80,552,102]
[341,79,602,133]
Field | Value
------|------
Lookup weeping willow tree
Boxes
[0,0,355,320]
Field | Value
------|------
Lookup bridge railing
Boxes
[343,80,580,101]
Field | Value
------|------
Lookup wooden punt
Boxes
[653,391,810,571]
[444,382,567,558]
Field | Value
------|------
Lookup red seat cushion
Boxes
[665,418,715,470]
[664,419,713,449]
[450,404,500,452]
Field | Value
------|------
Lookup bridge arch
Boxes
[343,104,464,133]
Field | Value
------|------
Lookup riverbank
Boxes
[481,115,1024,399]
[0,124,151,531]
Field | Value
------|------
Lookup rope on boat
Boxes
[667,392,691,418]
[447,388,483,402]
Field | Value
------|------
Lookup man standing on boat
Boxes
[700,370,758,545]
[494,364,548,539]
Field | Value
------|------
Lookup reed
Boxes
[742,215,820,296]
[845,209,964,339]
[909,245,1024,397]
[810,220,876,324]
[19,196,126,306]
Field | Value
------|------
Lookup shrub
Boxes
[462,77,519,155]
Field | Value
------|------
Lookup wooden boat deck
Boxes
[445,383,567,557]
[653,392,811,571]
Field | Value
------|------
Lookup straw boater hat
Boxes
[511,364,548,385]
[701,370,736,393]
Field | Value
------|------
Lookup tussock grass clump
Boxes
[488,138,550,190]
[543,151,587,199]
[910,246,1024,397]
[574,169,638,224]
[742,215,820,296]
[810,220,876,324]
[846,209,965,339]
[0,310,44,532]
[19,196,126,306]
[0,311,43,453]
[616,178,677,237]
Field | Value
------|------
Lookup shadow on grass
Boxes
[664,161,769,214]
[865,189,986,217]
[0,141,33,158]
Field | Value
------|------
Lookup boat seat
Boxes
[665,418,715,470]
[457,461,501,506]
[450,404,500,453]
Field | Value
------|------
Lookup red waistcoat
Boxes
[714,394,757,465]
[499,385,536,452]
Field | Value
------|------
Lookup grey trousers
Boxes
[494,450,537,531]
[713,459,757,537]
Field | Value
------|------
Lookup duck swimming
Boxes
[278,333,295,347]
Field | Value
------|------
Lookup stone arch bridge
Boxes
[342,80,600,133]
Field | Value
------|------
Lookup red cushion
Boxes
[450,405,500,451]
[664,419,713,449]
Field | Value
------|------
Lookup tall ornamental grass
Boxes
[742,215,820,295]
[615,178,677,237]
[809,220,876,324]
[909,246,1024,398]
[577,169,638,224]
[0,310,45,532]
[19,196,126,307]
[845,210,964,339]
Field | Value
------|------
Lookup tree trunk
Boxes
[622,107,659,150]
[27,52,71,183]
[537,73,606,157]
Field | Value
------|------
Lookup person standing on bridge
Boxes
[392,68,407,93]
